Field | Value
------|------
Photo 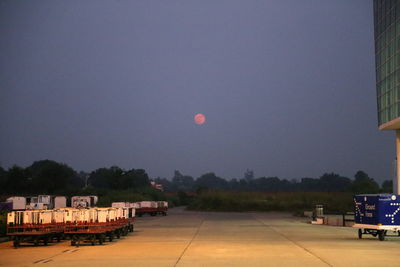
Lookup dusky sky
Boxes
[0,0,394,183]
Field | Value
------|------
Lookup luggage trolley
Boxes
[353,194,400,241]
[7,210,63,247]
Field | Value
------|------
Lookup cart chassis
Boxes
[353,223,400,241]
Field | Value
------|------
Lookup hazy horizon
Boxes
[0,0,394,183]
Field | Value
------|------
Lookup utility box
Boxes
[354,194,400,226]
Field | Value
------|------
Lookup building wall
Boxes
[374,0,400,127]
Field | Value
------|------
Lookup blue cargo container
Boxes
[353,194,400,241]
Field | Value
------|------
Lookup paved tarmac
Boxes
[1,207,400,267]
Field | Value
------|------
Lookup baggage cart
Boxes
[7,210,63,247]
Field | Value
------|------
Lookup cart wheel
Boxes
[109,235,113,242]
[13,240,19,248]
[378,230,385,241]
[358,229,362,239]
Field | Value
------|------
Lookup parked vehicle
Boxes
[353,194,400,241]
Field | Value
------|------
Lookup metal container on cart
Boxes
[353,194,400,241]
[136,201,158,217]
[54,196,67,209]
[7,210,64,247]
[66,208,120,247]
[6,197,26,210]
[112,202,130,208]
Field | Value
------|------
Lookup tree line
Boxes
[0,160,392,196]
[155,170,392,194]
[0,160,150,195]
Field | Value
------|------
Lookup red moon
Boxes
[194,113,206,125]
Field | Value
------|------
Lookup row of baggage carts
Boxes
[6,201,168,247]
[113,201,168,217]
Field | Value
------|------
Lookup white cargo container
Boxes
[54,196,67,209]
[122,207,129,219]
[112,202,130,208]
[38,195,52,206]
[139,201,157,208]
[52,210,65,223]
[108,208,117,221]
[71,196,89,208]
[7,211,26,225]
[39,210,53,224]
[6,197,26,210]
[26,203,46,210]
[89,196,98,206]
[96,208,110,222]
[77,209,91,222]
[115,207,123,219]
[157,201,168,208]
[71,196,98,208]
[7,211,18,225]
[62,208,80,223]
[23,210,40,224]
[87,208,97,223]
[129,207,136,218]
[117,207,130,219]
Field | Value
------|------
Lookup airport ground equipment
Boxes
[112,201,168,216]
[353,194,400,241]
[6,206,135,247]
[7,210,64,247]
[135,201,161,217]
[64,207,135,247]
[157,201,168,216]
[5,197,26,210]
[71,196,98,208]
